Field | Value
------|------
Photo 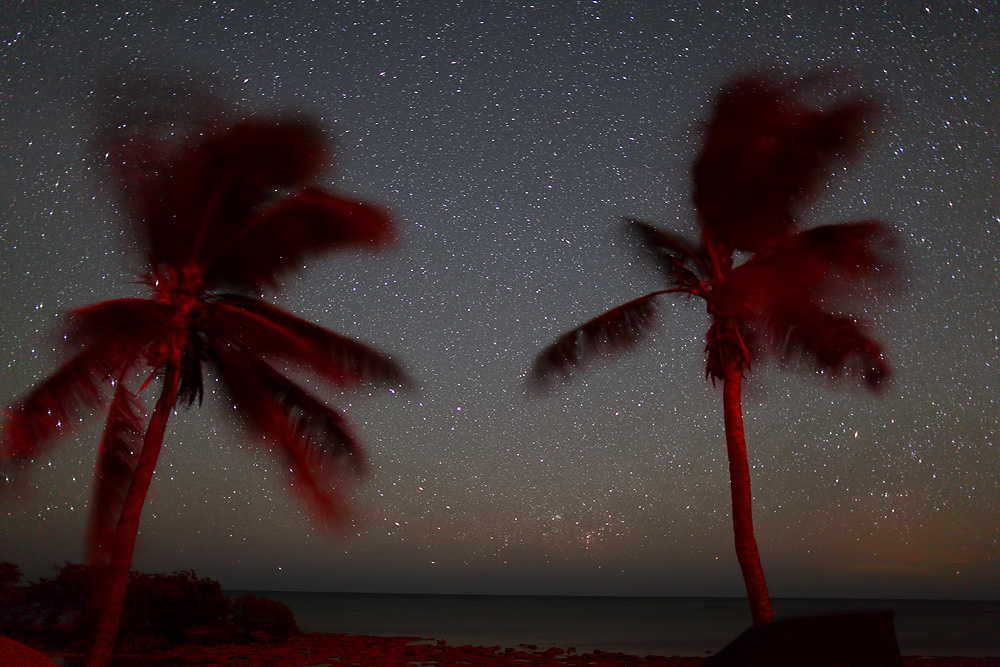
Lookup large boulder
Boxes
[703,611,903,667]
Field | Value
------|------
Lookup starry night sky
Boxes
[2,2,997,600]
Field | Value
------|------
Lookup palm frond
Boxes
[709,220,896,390]
[693,74,873,251]
[207,295,409,388]
[206,188,393,290]
[714,221,897,321]
[782,221,898,284]
[181,119,328,268]
[106,146,175,265]
[94,75,225,268]
[65,298,172,348]
[531,292,667,387]
[87,383,144,565]
[625,217,699,261]
[68,297,197,403]
[209,342,363,525]
[1,336,142,459]
[196,117,326,190]
[127,118,324,270]
[177,330,208,407]
[765,304,890,390]
[624,217,707,290]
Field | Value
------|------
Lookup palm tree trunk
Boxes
[722,359,774,626]
[87,365,180,667]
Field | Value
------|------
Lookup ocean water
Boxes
[230,592,1000,658]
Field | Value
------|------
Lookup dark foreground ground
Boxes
[16,633,998,666]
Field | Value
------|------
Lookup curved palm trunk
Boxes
[722,360,774,626]
[87,365,180,667]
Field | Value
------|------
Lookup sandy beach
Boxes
[31,633,999,666]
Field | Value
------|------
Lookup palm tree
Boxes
[2,111,408,666]
[532,73,898,626]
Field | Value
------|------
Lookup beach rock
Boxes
[702,611,903,667]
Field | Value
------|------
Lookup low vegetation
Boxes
[0,562,299,653]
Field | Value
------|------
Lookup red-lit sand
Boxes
[31,633,1000,667]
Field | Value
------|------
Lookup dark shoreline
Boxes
[30,632,1000,667]
[237,591,1000,659]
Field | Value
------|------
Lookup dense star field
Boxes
[1,3,997,600]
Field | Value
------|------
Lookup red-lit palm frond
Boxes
[143,118,326,271]
[206,188,394,291]
[764,303,890,389]
[693,75,873,251]
[531,291,679,386]
[62,297,207,404]
[94,75,226,250]
[779,221,897,284]
[119,115,393,294]
[710,221,897,387]
[88,383,144,564]
[713,221,897,321]
[206,294,408,388]
[64,298,172,349]
[176,330,208,408]
[624,217,708,293]
[208,341,363,524]
[1,331,153,459]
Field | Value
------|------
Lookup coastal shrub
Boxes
[0,562,21,588]
[4,562,104,648]
[4,564,232,649]
[1,563,301,649]
[0,562,24,634]
[119,570,232,648]
[231,594,300,642]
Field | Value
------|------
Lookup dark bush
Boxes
[0,562,21,588]
[119,569,232,648]
[1,561,103,648]
[231,594,299,642]
[1,563,299,650]
[0,562,24,634]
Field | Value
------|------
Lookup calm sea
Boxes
[228,592,1000,658]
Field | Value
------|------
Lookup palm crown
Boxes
[534,73,896,389]
[3,114,408,558]
[532,72,899,625]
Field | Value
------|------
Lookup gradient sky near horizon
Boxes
[1,2,997,601]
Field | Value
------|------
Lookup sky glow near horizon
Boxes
[1,2,997,600]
